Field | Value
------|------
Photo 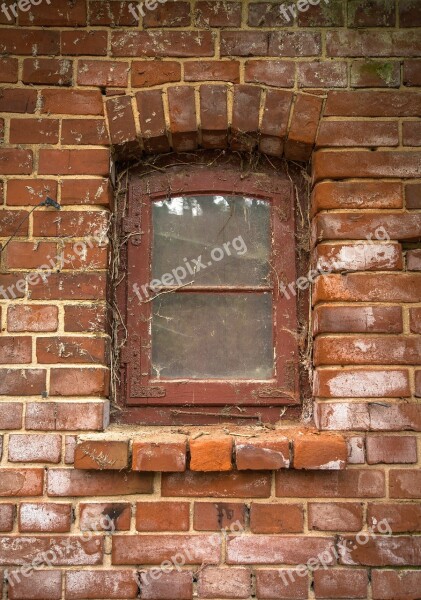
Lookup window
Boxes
[117,157,305,425]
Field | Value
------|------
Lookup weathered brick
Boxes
[314,150,421,181]
[0,58,18,83]
[338,535,421,566]
[132,439,186,472]
[317,121,399,147]
[399,0,421,26]
[0,89,37,113]
[348,0,395,27]
[41,90,103,115]
[314,368,410,398]
[369,402,421,432]
[293,432,347,469]
[193,502,246,531]
[236,438,290,469]
[131,61,181,87]
[65,570,138,599]
[0,505,14,532]
[0,369,46,396]
[298,61,347,88]
[162,471,271,498]
[0,149,33,175]
[19,503,72,533]
[367,503,421,533]
[61,30,108,55]
[167,86,197,151]
[325,91,421,116]
[389,469,421,498]
[136,89,170,153]
[231,84,261,151]
[404,60,421,86]
[47,469,153,497]
[36,337,107,365]
[75,440,128,470]
[185,60,239,82]
[285,94,323,161]
[0,469,44,497]
[198,567,251,599]
[0,30,59,55]
[50,368,109,396]
[0,403,23,430]
[196,1,241,27]
[6,179,58,206]
[111,31,214,57]
[200,84,228,148]
[308,502,363,532]
[227,535,336,565]
[144,1,191,27]
[190,437,232,471]
[314,212,421,242]
[0,337,32,364]
[366,435,417,464]
[410,307,421,333]
[372,570,421,600]
[9,434,61,464]
[61,119,109,145]
[30,273,107,300]
[136,502,190,531]
[245,60,294,87]
[312,181,403,211]
[314,568,369,599]
[351,60,400,87]
[255,569,309,599]
[64,305,106,333]
[250,503,304,534]
[314,243,402,272]
[269,32,321,56]
[403,122,421,147]
[22,58,73,86]
[106,95,138,151]
[79,502,131,531]
[327,30,420,57]
[0,536,102,566]
[276,469,385,498]
[78,60,129,87]
[38,149,109,176]
[5,241,57,270]
[313,305,403,335]
[60,178,111,206]
[220,31,268,56]
[112,534,221,564]
[26,401,108,432]
[138,572,193,600]
[315,337,421,366]
[8,571,62,600]
[89,1,137,26]
[19,0,87,26]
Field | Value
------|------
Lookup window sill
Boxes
[73,428,348,472]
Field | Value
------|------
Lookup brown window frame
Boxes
[116,156,305,426]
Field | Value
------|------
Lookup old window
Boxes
[116,156,307,425]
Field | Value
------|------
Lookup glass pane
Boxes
[152,196,270,287]
[151,293,273,379]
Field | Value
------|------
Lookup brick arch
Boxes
[104,85,324,162]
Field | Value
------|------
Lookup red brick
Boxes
[372,570,421,600]
[61,30,108,55]
[64,305,106,333]
[366,436,417,464]
[0,505,14,532]
[7,179,58,206]
[255,569,309,599]
[9,434,61,464]
[190,437,232,471]
[139,571,193,600]
[5,241,57,270]
[314,368,410,398]
[220,31,268,56]
[61,178,111,206]
[275,469,385,498]
[196,1,241,27]
[348,0,395,26]
[193,502,246,531]
[410,308,421,333]
[339,535,421,566]
[325,91,421,116]
[315,212,421,241]
[168,86,198,151]
[200,84,228,148]
[260,88,293,155]
[65,436,77,463]
[245,60,294,87]
[131,61,181,87]
[0,337,32,364]
[236,438,290,470]
[106,95,138,150]
[232,85,261,151]
[0,89,37,113]
[285,94,323,161]
[75,440,128,470]
[389,469,421,498]
[8,571,62,600]
[89,1,137,26]
[41,90,103,115]
[50,368,109,396]
[22,58,72,86]
[250,503,304,533]
[293,432,347,470]
[19,502,71,533]
[0,58,18,83]
[0,369,46,396]
[314,150,421,181]
[315,337,421,366]
[198,567,251,599]
[47,469,153,497]
[298,61,347,88]
[404,60,421,86]
[132,439,186,472]
[269,32,321,56]
[248,2,295,27]
[298,0,345,26]
[136,501,190,531]
[0,469,44,497]
[0,29,59,55]
[33,210,108,238]
[227,535,335,565]
[406,183,421,209]
[38,149,109,176]
[404,122,421,147]
[25,401,108,432]
[312,181,403,212]
[0,149,33,175]
[400,0,421,26]
[317,121,399,147]
[19,0,86,26]
[63,242,107,270]
[144,1,190,27]
[162,471,271,498]
[327,30,420,58]
[79,502,131,531]
[0,403,23,430]
[314,242,402,272]
[65,570,138,599]
[308,502,363,532]
[0,275,26,300]
[37,336,107,365]
[61,119,108,145]
[112,534,221,565]
[351,60,400,87]
[136,89,169,153]
[78,60,129,87]
[313,273,421,304]
[313,305,403,335]
[185,60,239,82]
[367,503,421,533]
[111,31,214,57]
[30,273,106,300]
[369,402,421,432]
[314,568,369,599]
[1,535,102,566]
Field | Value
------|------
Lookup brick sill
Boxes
[73,428,348,472]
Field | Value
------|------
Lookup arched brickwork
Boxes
[104,85,324,162]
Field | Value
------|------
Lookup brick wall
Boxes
[0,0,420,598]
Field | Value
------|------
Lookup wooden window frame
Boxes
[117,158,304,425]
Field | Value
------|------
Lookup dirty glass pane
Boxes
[152,196,270,287]
[151,293,273,379]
